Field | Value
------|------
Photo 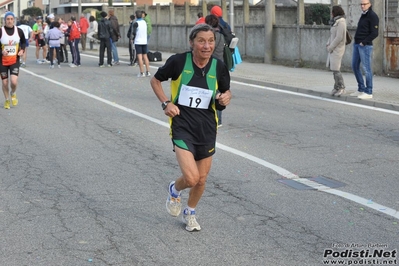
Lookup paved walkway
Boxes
[85,45,399,111]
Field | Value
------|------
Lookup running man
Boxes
[1,12,26,109]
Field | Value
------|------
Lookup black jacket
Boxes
[127,21,135,40]
[354,7,379,45]
[98,18,113,39]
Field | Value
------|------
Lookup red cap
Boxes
[210,6,222,17]
[196,17,206,25]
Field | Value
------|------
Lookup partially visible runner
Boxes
[150,23,232,231]
[17,19,32,68]
[1,12,26,109]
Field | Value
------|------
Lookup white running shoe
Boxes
[166,181,181,217]
[182,208,201,232]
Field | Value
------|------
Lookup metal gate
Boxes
[385,0,399,76]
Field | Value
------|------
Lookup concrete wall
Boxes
[113,0,388,74]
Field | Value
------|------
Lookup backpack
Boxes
[223,44,234,71]
[218,20,238,51]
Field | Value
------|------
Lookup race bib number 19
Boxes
[178,85,212,109]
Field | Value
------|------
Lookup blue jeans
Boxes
[111,40,119,62]
[351,44,373,95]
[69,38,80,65]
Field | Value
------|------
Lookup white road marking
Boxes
[232,81,399,116]
[21,68,399,220]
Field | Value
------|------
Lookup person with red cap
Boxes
[210,5,231,32]
[195,12,205,25]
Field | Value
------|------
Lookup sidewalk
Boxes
[86,44,399,111]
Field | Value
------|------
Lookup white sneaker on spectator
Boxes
[350,91,362,97]
[357,92,373,99]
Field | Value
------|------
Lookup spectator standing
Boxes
[210,6,231,32]
[97,11,113,67]
[127,14,136,66]
[46,21,63,69]
[205,14,225,127]
[133,10,150,77]
[44,14,56,62]
[108,9,121,65]
[210,5,236,126]
[59,17,69,63]
[1,12,26,109]
[350,0,379,100]
[17,19,32,68]
[88,16,98,50]
[32,16,48,64]
[68,16,81,67]
[326,6,347,97]
[196,12,205,25]
[142,11,152,41]
[79,14,90,51]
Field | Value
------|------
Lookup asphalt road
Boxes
[1,49,398,266]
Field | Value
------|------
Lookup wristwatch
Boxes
[162,100,171,110]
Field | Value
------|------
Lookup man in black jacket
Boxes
[350,0,379,100]
[98,11,113,67]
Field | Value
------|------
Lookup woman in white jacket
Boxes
[326,6,347,97]
[88,16,98,50]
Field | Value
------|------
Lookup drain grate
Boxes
[277,179,315,190]
[309,176,346,188]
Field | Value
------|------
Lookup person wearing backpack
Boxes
[205,14,225,127]
[210,5,234,49]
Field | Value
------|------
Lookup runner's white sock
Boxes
[172,183,181,196]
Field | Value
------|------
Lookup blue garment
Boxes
[69,38,81,65]
[351,44,373,94]
[230,47,242,72]
[111,39,119,62]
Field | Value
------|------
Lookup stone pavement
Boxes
[85,45,399,111]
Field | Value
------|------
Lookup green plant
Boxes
[22,7,43,18]
[305,4,330,25]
